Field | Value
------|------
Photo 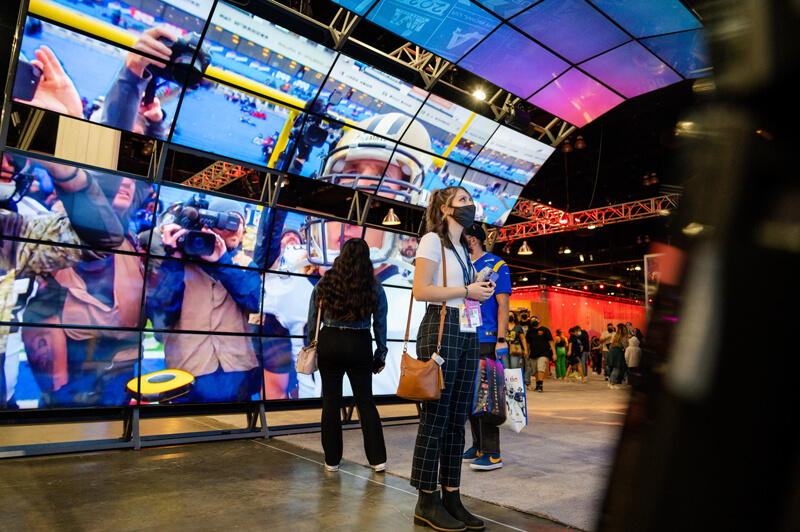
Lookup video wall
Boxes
[10,0,554,226]
[1,0,554,410]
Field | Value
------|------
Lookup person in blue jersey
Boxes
[461,223,512,472]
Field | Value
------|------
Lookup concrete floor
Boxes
[0,435,568,532]
[0,373,628,531]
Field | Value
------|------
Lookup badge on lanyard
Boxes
[459,303,478,332]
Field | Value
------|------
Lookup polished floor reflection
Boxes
[0,432,569,531]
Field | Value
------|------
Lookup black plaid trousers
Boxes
[410,304,479,491]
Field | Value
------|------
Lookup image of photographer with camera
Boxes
[145,195,262,403]
[100,26,210,138]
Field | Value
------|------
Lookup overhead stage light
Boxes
[473,89,486,100]
[518,241,532,255]
[382,208,400,226]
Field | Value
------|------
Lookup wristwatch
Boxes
[496,338,506,344]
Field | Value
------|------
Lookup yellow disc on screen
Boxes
[126,369,195,403]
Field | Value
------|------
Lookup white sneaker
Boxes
[372,463,386,472]
[325,463,339,472]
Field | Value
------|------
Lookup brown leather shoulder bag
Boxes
[396,240,447,401]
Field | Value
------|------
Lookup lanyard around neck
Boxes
[446,237,474,287]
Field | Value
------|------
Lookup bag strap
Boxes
[310,306,322,347]
[402,238,449,356]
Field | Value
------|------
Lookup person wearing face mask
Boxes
[599,323,615,379]
[524,314,556,393]
[411,186,494,532]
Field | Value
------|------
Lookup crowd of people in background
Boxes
[500,314,644,392]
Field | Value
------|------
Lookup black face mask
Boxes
[531,320,539,327]
[450,204,476,228]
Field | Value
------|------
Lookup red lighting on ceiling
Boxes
[583,285,588,290]
[616,283,622,288]
[599,284,605,289]
[559,215,569,225]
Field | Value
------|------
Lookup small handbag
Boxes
[396,241,448,402]
[296,306,321,375]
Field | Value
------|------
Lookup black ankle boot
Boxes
[414,490,466,531]
[441,489,485,531]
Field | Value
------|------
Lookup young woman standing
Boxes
[410,186,495,532]
[308,238,388,472]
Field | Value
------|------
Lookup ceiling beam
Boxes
[489,194,680,242]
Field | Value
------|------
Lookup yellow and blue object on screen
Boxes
[126,369,195,403]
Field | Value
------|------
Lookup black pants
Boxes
[410,305,479,491]
[468,342,500,454]
[317,326,386,467]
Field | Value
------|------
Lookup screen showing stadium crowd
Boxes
[11,0,554,228]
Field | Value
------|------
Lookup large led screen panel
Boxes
[410,95,499,166]
[12,16,189,139]
[259,210,425,399]
[415,160,468,207]
[148,185,269,268]
[460,170,523,226]
[140,332,263,403]
[590,0,702,39]
[0,153,161,409]
[510,0,631,64]
[329,0,379,16]
[642,30,710,79]
[459,24,569,99]
[322,55,429,124]
[580,41,682,99]
[366,0,501,63]
[471,0,539,20]
[1,326,142,409]
[171,78,309,171]
[204,2,337,107]
[29,0,216,48]
[470,125,555,185]
[528,68,624,128]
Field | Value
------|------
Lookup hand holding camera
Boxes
[125,26,176,79]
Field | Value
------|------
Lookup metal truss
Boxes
[182,161,259,192]
[388,44,452,90]
[488,194,681,242]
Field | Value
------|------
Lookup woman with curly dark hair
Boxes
[307,237,388,473]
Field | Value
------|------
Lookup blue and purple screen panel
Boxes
[458,24,569,98]
[459,170,523,227]
[641,30,711,79]
[365,0,501,63]
[471,0,539,20]
[470,125,554,185]
[580,41,682,99]
[204,2,337,107]
[528,68,624,128]
[509,0,631,64]
[409,95,498,165]
[590,0,702,38]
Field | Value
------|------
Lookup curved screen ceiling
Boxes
[335,0,710,127]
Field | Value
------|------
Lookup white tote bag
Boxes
[499,368,528,433]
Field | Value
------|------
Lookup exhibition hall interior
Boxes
[1,0,797,530]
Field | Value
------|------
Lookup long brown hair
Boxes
[425,186,471,250]
[314,238,377,322]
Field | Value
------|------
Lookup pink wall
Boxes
[511,288,645,340]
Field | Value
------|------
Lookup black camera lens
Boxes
[179,230,216,256]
